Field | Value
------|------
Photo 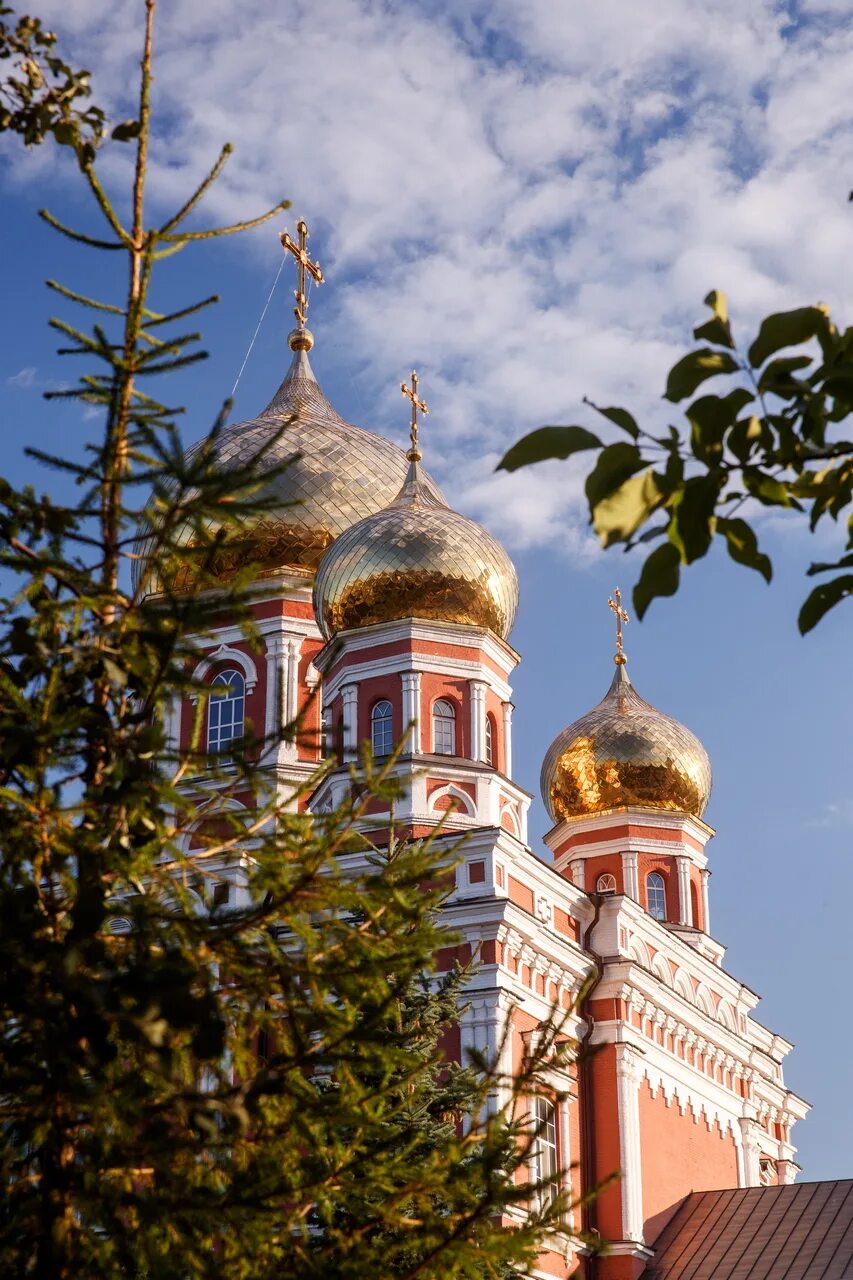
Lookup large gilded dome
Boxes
[136,341,443,591]
[541,663,711,824]
[313,456,518,641]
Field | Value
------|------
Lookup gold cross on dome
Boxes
[608,587,630,665]
[279,219,325,332]
[401,370,428,460]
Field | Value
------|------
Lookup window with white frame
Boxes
[485,714,494,766]
[596,873,617,895]
[432,699,456,755]
[371,700,393,757]
[647,871,667,921]
[533,1095,559,1206]
[207,670,245,754]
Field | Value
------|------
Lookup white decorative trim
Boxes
[191,643,258,694]
[322,648,513,705]
[429,783,476,819]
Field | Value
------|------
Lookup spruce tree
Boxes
[0,3,586,1277]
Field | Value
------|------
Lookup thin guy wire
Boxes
[230,256,286,399]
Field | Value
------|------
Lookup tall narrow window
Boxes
[533,1096,559,1206]
[371,700,393,757]
[207,670,245,754]
[485,714,495,766]
[647,871,667,921]
[596,873,617,895]
[433,699,456,755]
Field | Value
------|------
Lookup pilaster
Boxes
[502,701,513,776]
[676,856,693,926]
[341,684,358,761]
[470,679,487,761]
[401,670,422,753]
[616,1042,645,1243]
[623,850,640,902]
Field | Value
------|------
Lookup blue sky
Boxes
[1,0,851,1181]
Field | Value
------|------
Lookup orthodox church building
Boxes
[153,225,848,1279]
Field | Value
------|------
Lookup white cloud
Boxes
[13,0,853,558]
[7,367,37,389]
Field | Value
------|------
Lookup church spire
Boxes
[400,370,429,462]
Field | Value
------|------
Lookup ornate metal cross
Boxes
[401,370,428,459]
[608,587,630,665]
[279,219,325,332]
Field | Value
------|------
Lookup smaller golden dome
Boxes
[313,457,518,641]
[541,663,711,823]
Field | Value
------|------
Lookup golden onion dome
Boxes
[541,662,712,824]
[313,455,519,641]
[135,335,443,592]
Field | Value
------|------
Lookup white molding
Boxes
[322,648,513,705]
[191,643,258,694]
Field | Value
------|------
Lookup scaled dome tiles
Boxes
[540,664,712,823]
[313,458,519,641]
[141,347,443,590]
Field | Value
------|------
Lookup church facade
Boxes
[156,226,810,1278]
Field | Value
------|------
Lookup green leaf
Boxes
[693,294,734,349]
[693,315,735,348]
[111,119,141,141]
[592,469,661,547]
[716,517,772,583]
[798,574,853,634]
[665,348,740,403]
[743,470,794,507]
[807,552,853,576]
[497,425,601,473]
[633,542,681,619]
[585,442,644,509]
[727,414,767,464]
[704,289,728,322]
[747,306,830,368]
[686,388,753,463]
[583,398,639,438]
[668,475,722,563]
[757,354,812,395]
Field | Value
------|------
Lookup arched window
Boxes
[207,669,245,754]
[433,699,456,755]
[596,873,617,895]
[371,700,393,757]
[485,714,495,766]
[647,872,667,921]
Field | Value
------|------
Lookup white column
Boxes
[401,671,422,754]
[739,1116,762,1187]
[341,684,359,761]
[701,869,711,934]
[469,679,487,760]
[676,856,693,926]
[622,850,640,901]
[263,634,287,761]
[572,859,586,891]
[502,701,513,776]
[615,1043,645,1243]
[285,636,302,745]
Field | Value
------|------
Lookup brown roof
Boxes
[642,1180,853,1279]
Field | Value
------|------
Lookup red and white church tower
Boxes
[159,225,810,1279]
